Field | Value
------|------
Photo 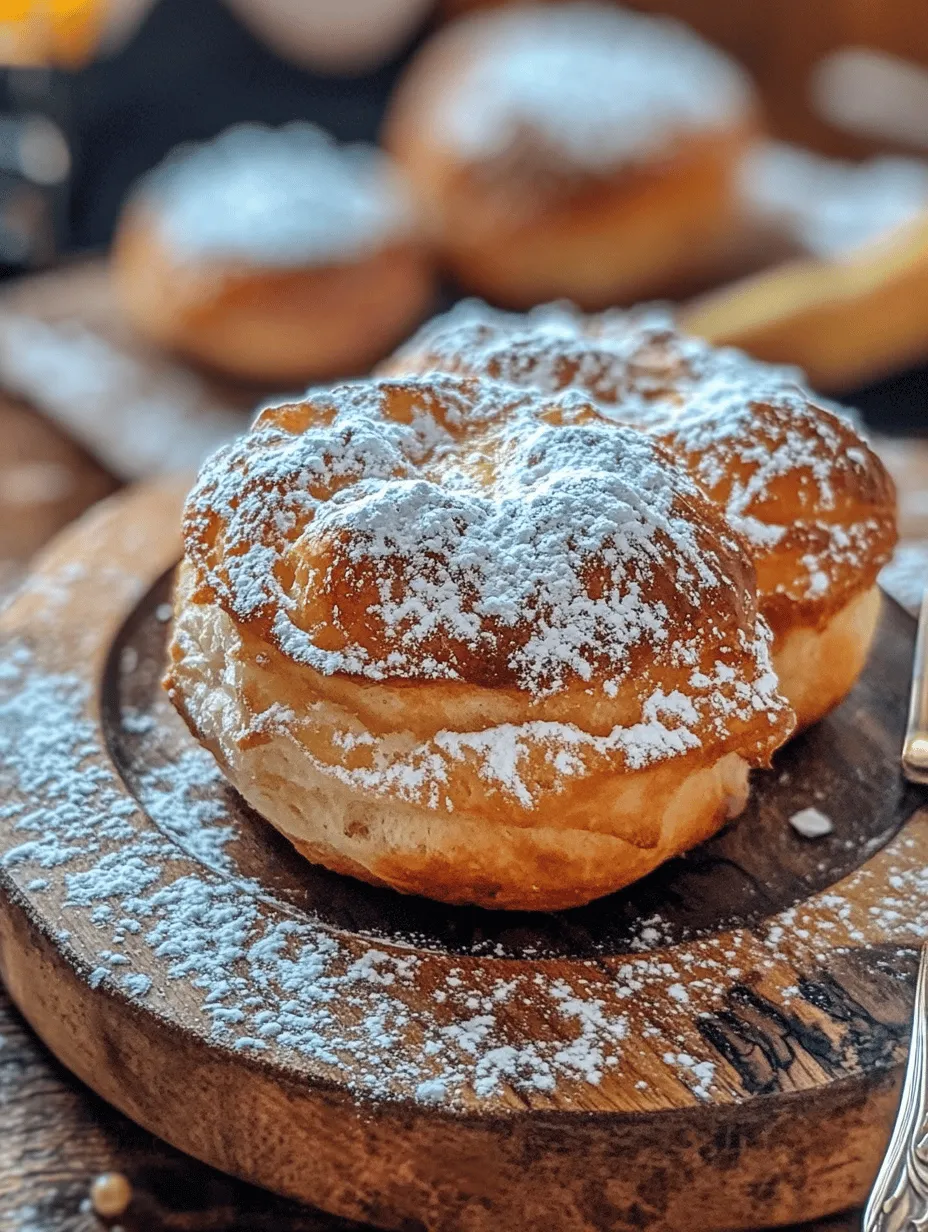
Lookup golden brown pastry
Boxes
[383,2,759,308]
[385,301,898,728]
[438,2,928,162]
[112,123,434,384]
[166,374,793,910]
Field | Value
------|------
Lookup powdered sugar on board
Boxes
[431,2,752,173]
[8,628,813,1108]
[789,807,834,839]
[135,122,416,268]
[1,642,643,1105]
[1,605,924,1113]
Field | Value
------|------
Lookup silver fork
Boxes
[865,589,928,1228]
[863,945,928,1231]
[902,588,928,785]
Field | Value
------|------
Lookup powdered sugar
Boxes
[136,122,415,268]
[390,300,895,607]
[789,807,834,839]
[433,3,752,173]
[136,746,237,872]
[2,642,646,1104]
[1,602,923,1114]
[184,372,788,781]
[245,695,731,814]
[663,1051,715,1100]
[740,141,928,259]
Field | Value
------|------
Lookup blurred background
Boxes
[3,0,928,601]
[45,0,928,251]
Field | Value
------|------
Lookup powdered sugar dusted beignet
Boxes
[167,375,793,909]
[384,2,757,306]
[113,123,434,383]
[386,302,898,727]
[166,372,788,906]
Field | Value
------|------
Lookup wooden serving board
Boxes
[1,480,927,1232]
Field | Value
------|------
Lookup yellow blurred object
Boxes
[682,211,928,391]
[0,0,107,67]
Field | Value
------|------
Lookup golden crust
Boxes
[383,4,758,306]
[386,120,756,308]
[112,206,434,384]
[178,375,786,728]
[773,585,883,731]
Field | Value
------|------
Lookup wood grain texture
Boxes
[0,983,364,1232]
[1,482,927,1232]
[0,982,861,1232]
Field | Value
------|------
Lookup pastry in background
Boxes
[384,2,758,308]
[741,143,928,260]
[166,374,793,910]
[385,300,898,729]
[684,143,928,390]
[222,0,435,74]
[810,48,928,153]
[438,0,928,160]
[112,123,435,384]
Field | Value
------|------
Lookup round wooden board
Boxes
[1,481,927,1232]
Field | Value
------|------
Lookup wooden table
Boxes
[1,402,924,1232]
[0,397,116,604]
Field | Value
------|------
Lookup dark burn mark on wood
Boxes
[698,956,913,1094]
[818,946,919,1028]
[797,974,908,1072]
[697,983,839,1096]
[729,986,842,1071]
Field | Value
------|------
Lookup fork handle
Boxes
[903,590,928,784]
[864,945,928,1231]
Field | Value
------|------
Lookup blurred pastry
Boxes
[684,143,928,390]
[112,123,434,384]
[386,300,898,728]
[439,1,928,159]
[166,374,793,910]
[223,0,435,74]
[742,143,928,259]
[384,2,758,308]
[810,48,928,152]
